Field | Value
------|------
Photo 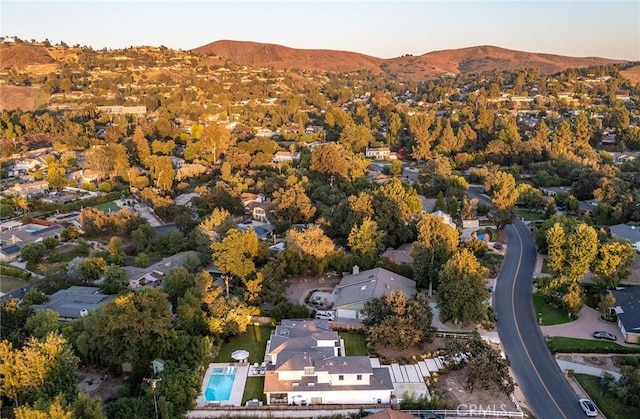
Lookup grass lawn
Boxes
[0,276,28,293]
[548,337,640,354]
[93,201,121,213]
[48,245,89,263]
[242,377,265,404]
[574,374,640,418]
[341,332,368,356]
[515,209,544,221]
[214,325,275,364]
[533,294,574,325]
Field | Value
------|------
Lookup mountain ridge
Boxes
[192,40,627,79]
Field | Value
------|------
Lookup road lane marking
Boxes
[510,223,567,419]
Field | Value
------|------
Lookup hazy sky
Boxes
[2,0,639,60]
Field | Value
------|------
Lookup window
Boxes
[357,374,362,380]
[338,375,344,381]
[304,366,315,375]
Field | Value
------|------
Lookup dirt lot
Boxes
[77,367,126,403]
[435,368,517,411]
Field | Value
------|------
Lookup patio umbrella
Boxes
[231,349,250,361]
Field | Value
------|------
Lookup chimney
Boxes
[353,265,360,275]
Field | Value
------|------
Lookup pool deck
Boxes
[197,362,249,407]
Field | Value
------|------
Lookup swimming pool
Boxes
[204,367,236,402]
[23,224,47,233]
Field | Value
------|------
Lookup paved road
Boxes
[496,220,585,418]
[467,186,584,418]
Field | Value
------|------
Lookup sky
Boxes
[2,0,639,60]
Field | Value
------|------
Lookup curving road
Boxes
[468,187,584,418]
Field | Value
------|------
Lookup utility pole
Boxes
[144,377,162,419]
[329,175,334,188]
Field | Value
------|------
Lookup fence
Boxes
[402,408,523,418]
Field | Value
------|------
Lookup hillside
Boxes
[382,45,625,80]
[0,86,47,111]
[191,40,383,73]
[192,41,626,80]
[0,44,56,68]
[621,64,640,84]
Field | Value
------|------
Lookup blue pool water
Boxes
[23,224,46,233]
[204,368,236,402]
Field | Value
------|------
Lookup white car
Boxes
[579,398,598,417]
[315,310,335,321]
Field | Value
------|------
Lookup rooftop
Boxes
[33,286,112,320]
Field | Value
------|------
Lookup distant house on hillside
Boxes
[365,147,391,160]
[272,151,300,164]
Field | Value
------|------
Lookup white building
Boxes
[365,147,391,160]
[263,319,394,405]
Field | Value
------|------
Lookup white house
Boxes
[365,147,391,160]
[272,151,301,164]
[330,267,416,320]
[4,180,50,197]
[263,319,394,405]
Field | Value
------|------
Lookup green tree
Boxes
[437,249,489,324]
[211,228,259,284]
[200,123,232,163]
[412,214,459,294]
[78,257,107,283]
[100,265,129,295]
[20,242,47,263]
[592,240,636,289]
[361,291,433,349]
[546,223,566,276]
[71,392,106,419]
[43,236,60,250]
[389,159,403,176]
[565,223,598,281]
[25,309,59,340]
[563,281,584,316]
[348,217,384,258]
[338,123,373,152]
[47,164,67,189]
[286,225,335,260]
[272,177,316,224]
[163,266,194,307]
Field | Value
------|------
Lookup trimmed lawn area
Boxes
[93,201,121,213]
[574,374,640,418]
[214,325,274,364]
[242,377,265,404]
[533,294,574,325]
[548,337,640,354]
[0,276,28,293]
[341,332,367,356]
[515,209,544,221]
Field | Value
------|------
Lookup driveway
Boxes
[284,275,341,306]
[540,305,634,346]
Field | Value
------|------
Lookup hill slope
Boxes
[191,40,383,73]
[0,44,56,68]
[382,45,624,79]
[192,41,626,79]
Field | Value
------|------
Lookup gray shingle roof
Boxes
[609,224,640,243]
[332,268,416,309]
[33,286,112,319]
[612,288,640,333]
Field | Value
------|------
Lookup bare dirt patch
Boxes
[372,338,448,363]
[434,368,517,412]
[0,86,46,111]
[621,65,640,84]
[77,367,127,403]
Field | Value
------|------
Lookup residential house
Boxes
[169,156,186,168]
[611,288,640,344]
[330,267,416,320]
[272,151,301,164]
[539,186,571,197]
[68,169,102,185]
[381,243,414,265]
[432,210,456,230]
[4,180,50,197]
[237,221,275,240]
[0,222,63,261]
[96,105,147,115]
[124,251,193,288]
[32,286,112,321]
[365,147,391,160]
[609,224,640,252]
[263,319,394,405]
[241,193,271,222]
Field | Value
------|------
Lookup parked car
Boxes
[578,398,598,417]
[315,310,335,321]
[592,331,616,341]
